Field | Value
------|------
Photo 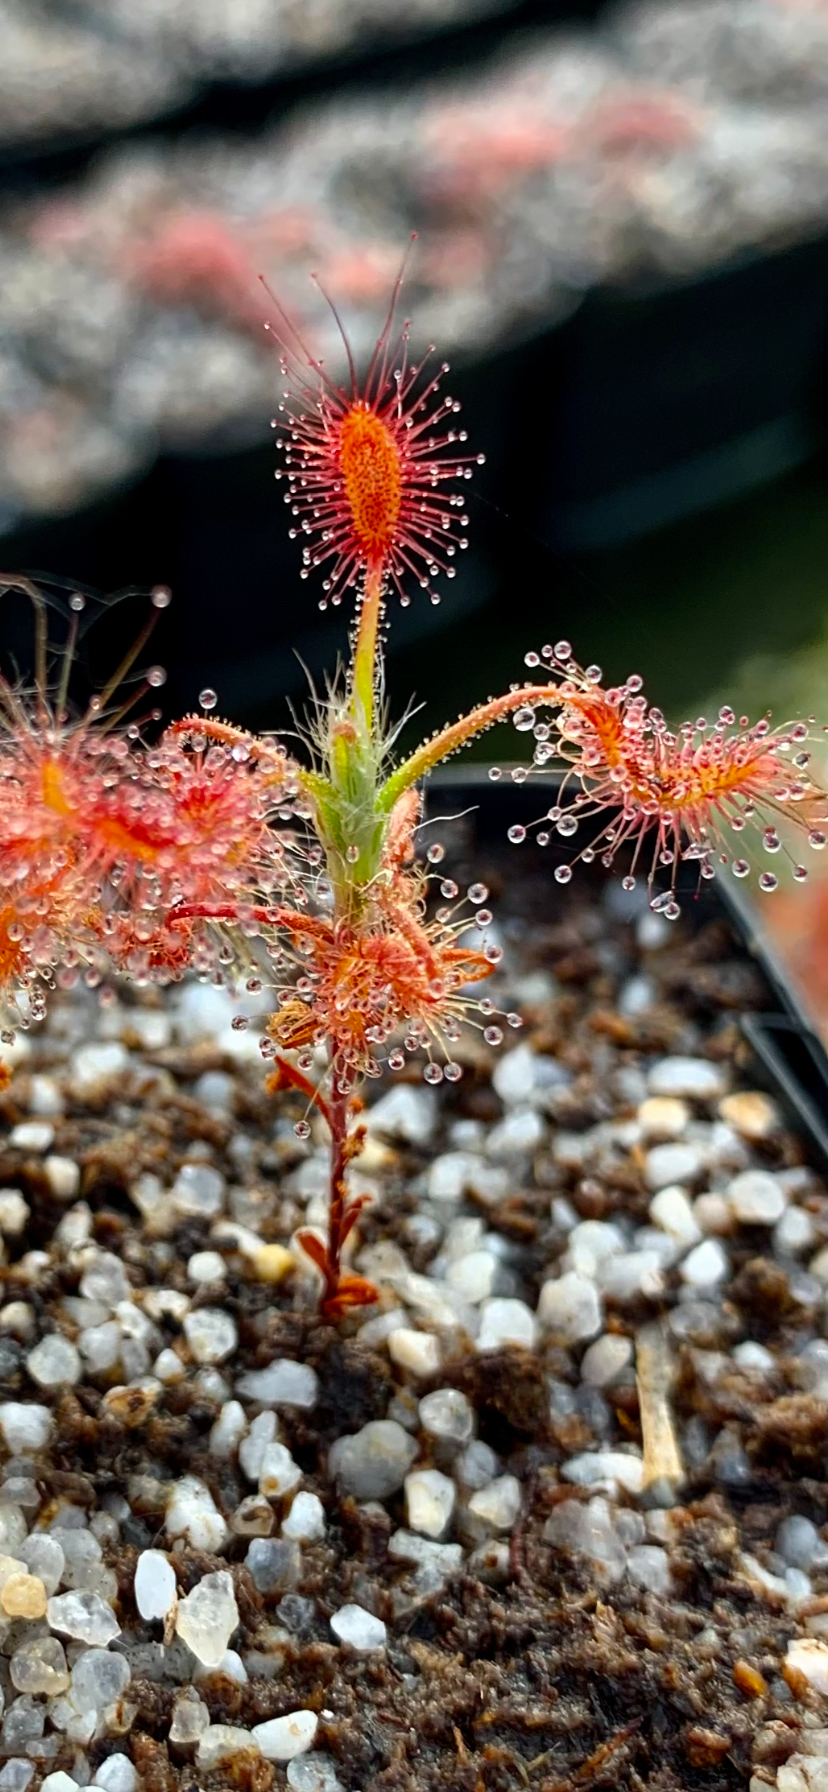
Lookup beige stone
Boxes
[1,1572,47,1618]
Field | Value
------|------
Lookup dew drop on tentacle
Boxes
[423,1062,444,1084]
[512,707,536,732]
[759,872,779,892]
[483,1025,503,1046]
[507,825,526,844]
[444,1062,463,1082]
[554,864,573,884]
[426,843,445,864]
[809,830,827,850]
[468,883,488,904]
[199,688,218,711]
[151,586,172,609]
[388,1050,405,1071]
[146,666,166,689]
[294,1120,311,1140]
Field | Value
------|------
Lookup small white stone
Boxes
[680,1239,729,1288]
[239,1411,278,1481]
[388,1329,442,1377]
[580,1334,633,1388]
[598,1251,665,1302]
[171,1163,225,1218]
[258,1442,302,1500]
[188,1251,227,1285]
[134,1549,176,1622]
[9,1122,54,1153]
[46,1590,120,1645]
[486,1108,545,1160]
[405,1469,456,1539]
[693,1192,731,1235]
[43,1157,81,1201]
[286,1754,344,1792]
[492,1044,537,1107]
[566,1221,624,1279]
[648,1185,702,1250]
[732,1341,775,1372]
[17,1534,63,1593]
[428,1153,509,1207]
[647,1058,725,1101]
[94,1754,136,1792]
[0,1403,50,1452]
[165,1475,228,1551]
[477,1298,537,1353]
[727,1170,786,1226]
[282,1492,326,1543]
[210,1400,247,1459]
[197,1726,258,1768]
[637,1098,689,1141]
[644,1143,705,1191]
[444,1251,497,1304]
[538,1272,601,1342]
[626,1543,672,1593]
[775,1206,815,1255]
[176,1570,239,1668]
[544,1495,626,1583]
[329,1421,418,1501]
[252,1711,319,1762]
[41,1776,77,1792]
[786,1638,828,1696]
[79,1250,130,1308]
[718,1090,780,1140]
[419,1388,474,1445]
[0,1193,28,1236]
[237,1360,318,1408]
[366,1086,436,1146]
[467,1475,521,1532]
[562,1450,644,1495]
[72,1041,130,1095]
[330,1603,386,1651]
[28,1075,63,1117]
[78,1322,121,1375]
[183,1306,237,1365]
[26,1335,81,1389]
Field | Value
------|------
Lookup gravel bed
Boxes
[5,3,828,528]
[0,832,825,1788]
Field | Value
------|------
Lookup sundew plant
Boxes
[1,252,827,1318]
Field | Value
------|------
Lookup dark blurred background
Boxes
[2,0,828,743]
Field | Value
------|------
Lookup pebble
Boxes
[785,1638,828,1696]
[282,1492,326,1542]
[598,1251,665,1302]
[237,1359,318,1407]
[197,1726,258,1767]
[637,1097,689,1140]
[444,1251,497,1304]
[18,1534,63,1593]
[388,1328,442,1377]
[171,1163,225,1218]
[258,1442,302,1499]
[94,1756,136,1792]
[562,1450,644,1495]
[366,1086,436,1146]
[680,1239,729,1288]
[188,1250,227,1284]
[0,1193,28,1236]
[9,1121,54,1153]
[210,1400,247,1458]
[0,1574,46,1618]
[648,1185,702,1250]
[287,1754,344,1792]
[718,1090,779,1139]
[775,1206,816,1255]
[776,1516,828,1571]
[388,1530,464,1569]
[467,1474,521,1532]
[419,1388,474,1445]
[727,1169,786,1225]
[538,1271,601,1341]
[26,1335,81,1388]
[169,1689,210,1743]
[0,1767,32,1792]
[245,1538,300,1593]
[544,1496,626,1583]
[644,1143,705,1191]
[46,1590,120,1645]
[405,1468,456,1538]
[329,1421,418,1500]
[486,1108,545,1160]
[647,1057,725,1100]
[580,1333,634,1387]
[239,1411,278,1481]
[175,1570,239,1667]
[252,1711,319,1761]
[69,1648,131,1715]
[43,1157,81,1201]
[71,1041,129,1094]
[693,1192,731,1235]
[165,1475,228,1551]
[134,1549,177,1622]
[627,1544,672,1594]
[330,1603,387,1651]
[476,1298,537,1353]
[492,1043,537,1106]
[28,1075,62,1117]
[566,1221,625,1278]
[732,1341,775,1372]
[183,1307,238,1364]
[9,1638,69,1696]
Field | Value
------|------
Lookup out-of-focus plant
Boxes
[1,252,826,1319]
